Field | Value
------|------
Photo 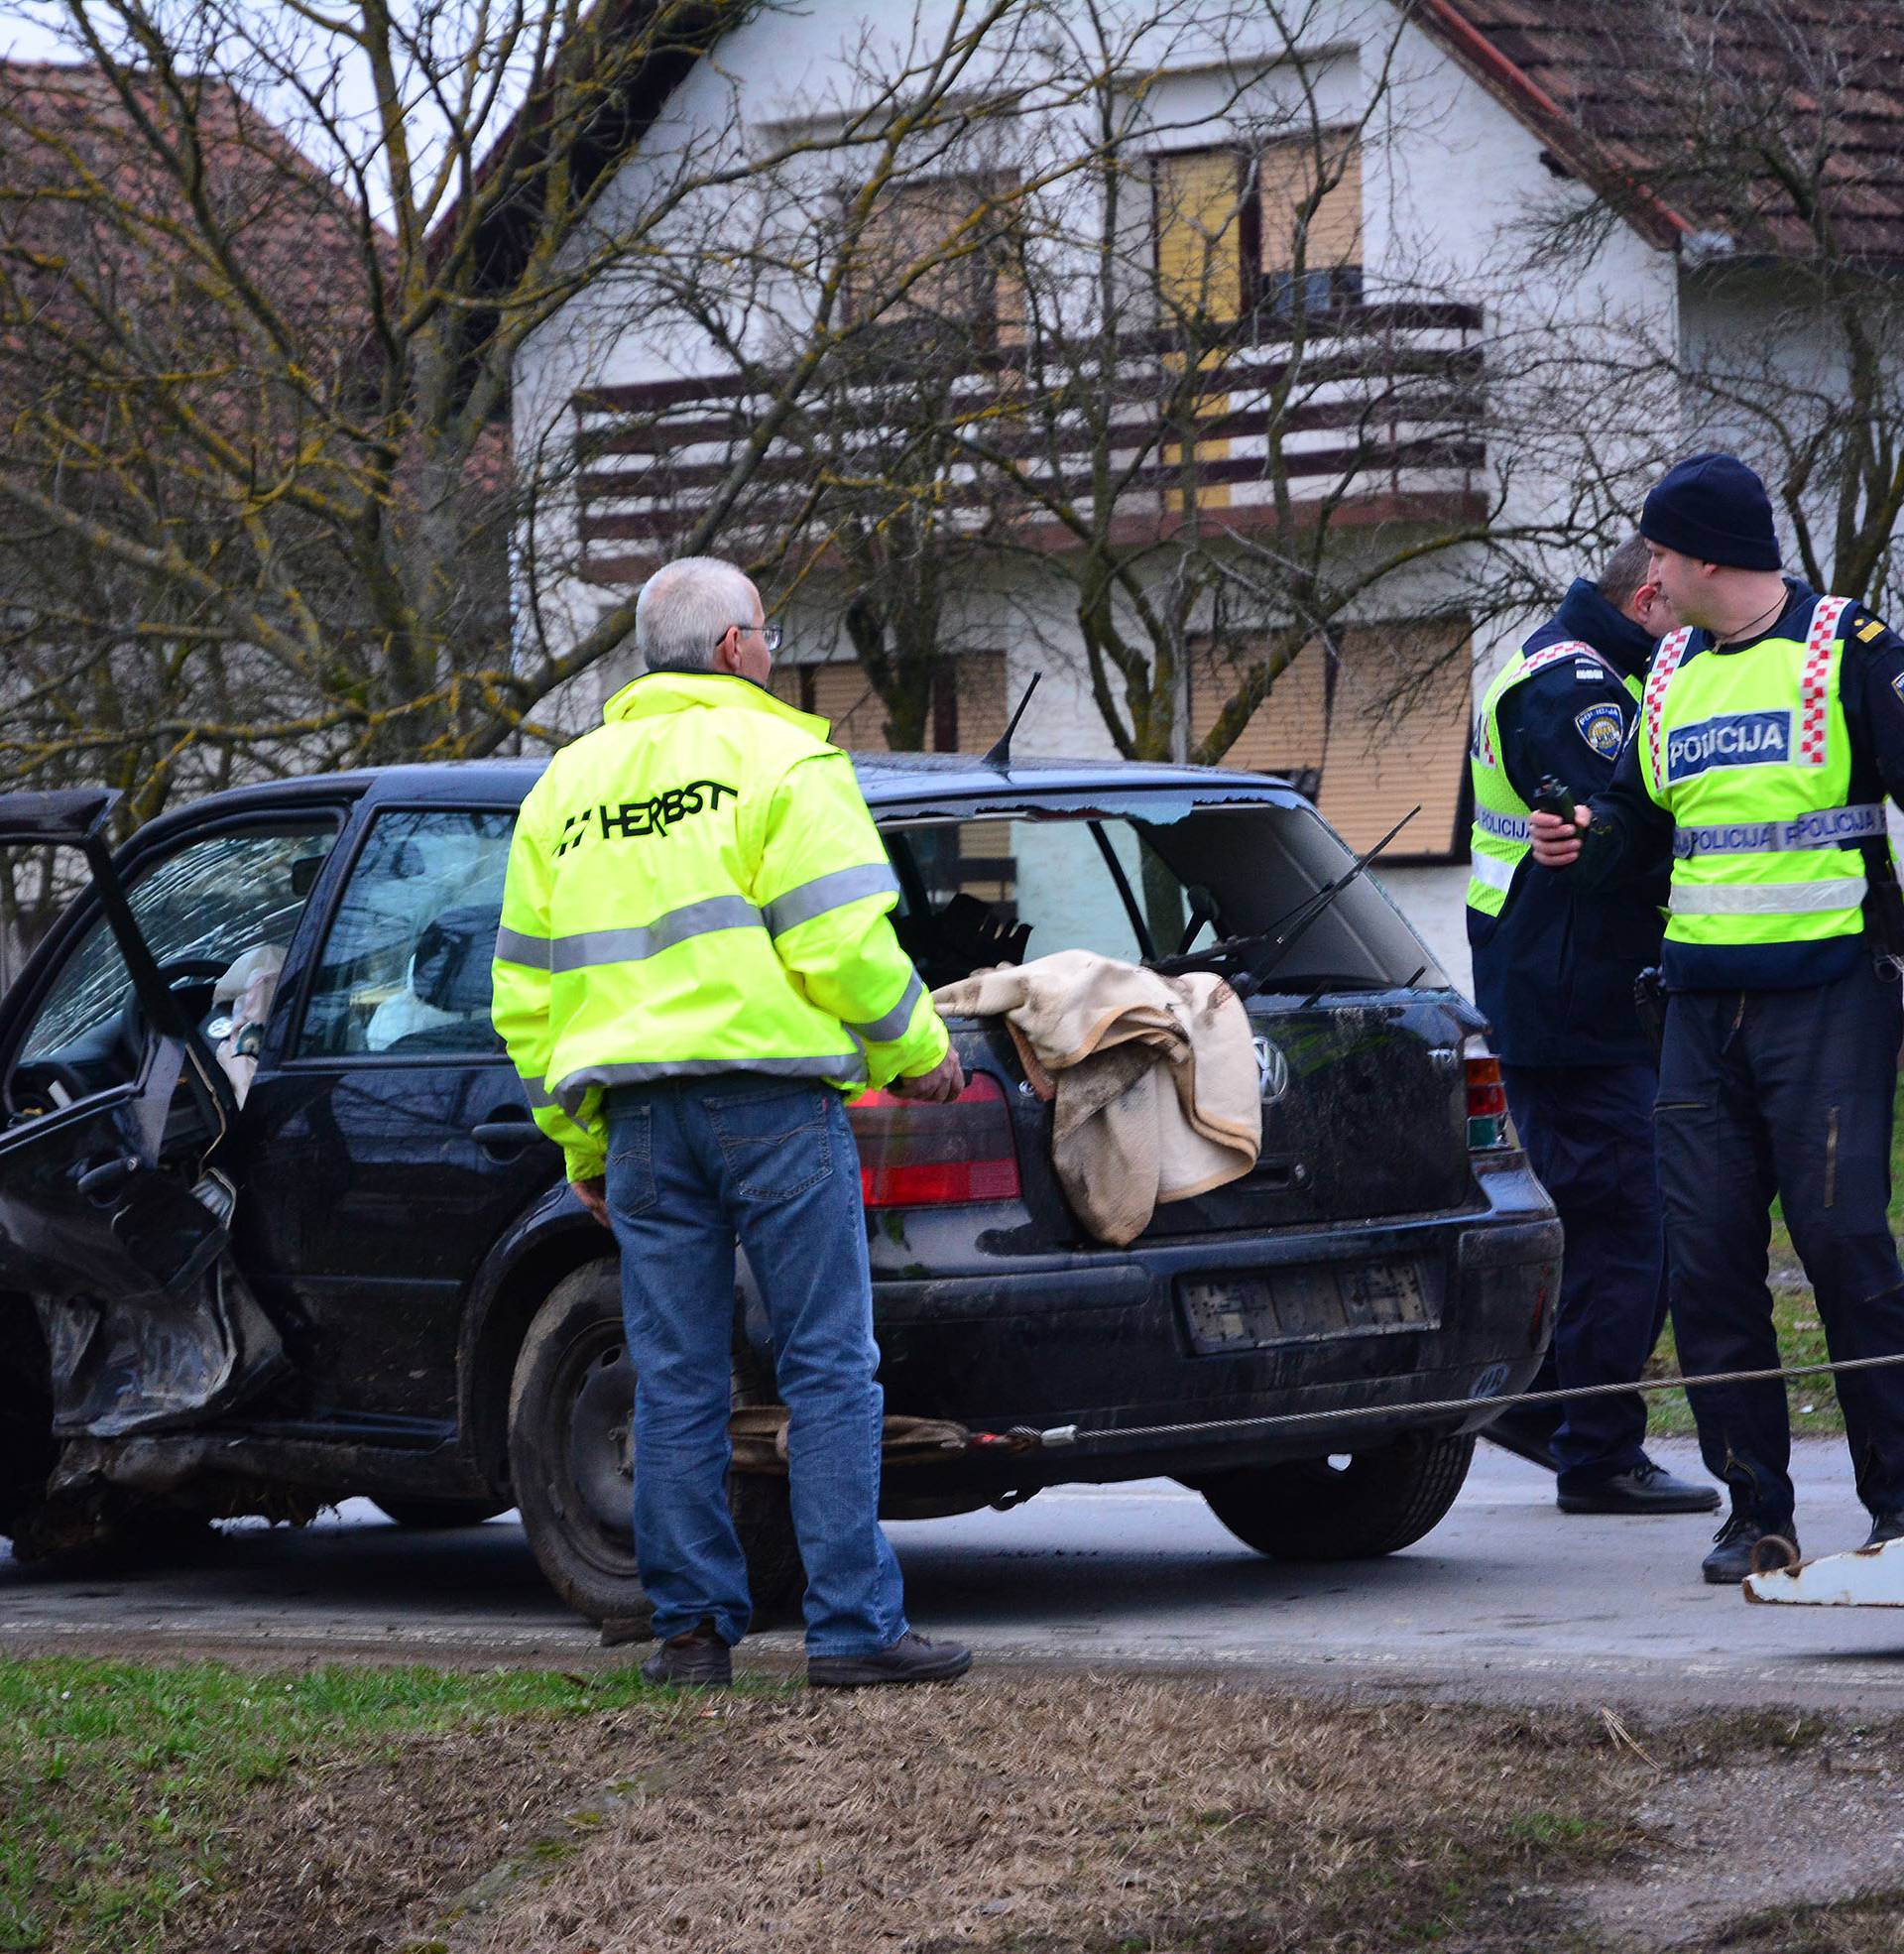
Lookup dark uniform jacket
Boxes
[1468,577,1667,1067]
[1576,580,1904,992]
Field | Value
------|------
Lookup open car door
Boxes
[0,791,272,1435]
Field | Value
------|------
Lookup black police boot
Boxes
[1701,1510,1799,1585]
[1863,1512,1904,1549]
[807,1631,973,1689]
[1557,1458,1722,1516]
[639,1618,732,1688]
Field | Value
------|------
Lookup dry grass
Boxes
[1694,1894,1904,1953]
[455,1676,1651,1954]
[15,1659,1896,1954]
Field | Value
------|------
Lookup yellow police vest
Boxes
[491,671,948,1181]
[1638,598,1888,955]
[1467,641,1637,917]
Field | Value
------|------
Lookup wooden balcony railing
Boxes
[571,301,1486,579]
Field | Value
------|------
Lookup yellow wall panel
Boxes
[1154,150,1245,321]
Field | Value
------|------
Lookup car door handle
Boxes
[471,1117,538,1154]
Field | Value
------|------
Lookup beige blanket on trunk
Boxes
[932,949,1261,1247]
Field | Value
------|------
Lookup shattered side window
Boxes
[885,801,1444,990]
[20,825,337,1065]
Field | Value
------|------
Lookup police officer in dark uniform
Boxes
[1533,453,1904,1581]
[1467,538,1719,1516]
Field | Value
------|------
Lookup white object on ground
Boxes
[1742,1535,1904,1606]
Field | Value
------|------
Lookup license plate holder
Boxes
[1178,1258,1435,1354]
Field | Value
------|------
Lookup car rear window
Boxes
[881,800,1443,994]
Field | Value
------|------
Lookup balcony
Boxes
[570,302,1486,581]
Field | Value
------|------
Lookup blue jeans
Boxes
[603,1075,908,1655]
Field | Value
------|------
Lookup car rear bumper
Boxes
[863,1155,1559,1493]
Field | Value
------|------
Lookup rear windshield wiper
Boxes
[1148,805,1420,999]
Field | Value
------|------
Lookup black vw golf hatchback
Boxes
[0,757,1557,1627]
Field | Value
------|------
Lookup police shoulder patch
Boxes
[1574,703,1625,756]
[1890,670,1904,707]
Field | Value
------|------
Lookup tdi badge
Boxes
[1574,703,1624,756]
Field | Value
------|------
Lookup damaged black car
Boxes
[0,760,1558,1627]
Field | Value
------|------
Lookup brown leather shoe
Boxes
[639,1618,732,1687]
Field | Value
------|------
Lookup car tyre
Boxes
[1194,1430,1476,1560]
[507,1260,804,1630]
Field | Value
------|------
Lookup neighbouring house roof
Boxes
[0,58,378,356]
[1412,0,1904,263]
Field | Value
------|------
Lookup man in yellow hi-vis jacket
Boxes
[494,556,971,1689]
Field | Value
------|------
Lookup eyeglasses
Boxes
[728,621,782,654]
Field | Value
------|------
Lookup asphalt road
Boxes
[4,1438,1901,1711]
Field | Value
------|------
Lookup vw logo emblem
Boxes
[1253,1035,1289,1104]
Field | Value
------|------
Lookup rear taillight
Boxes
[850,1071,1022,1208]
[1462,1036,1511,1151]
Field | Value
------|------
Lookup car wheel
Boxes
[507,1260,804,1630]
[1194,1430,1476,1560]
[372,1498,508,1529]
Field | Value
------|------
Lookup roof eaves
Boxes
[433,0,722,300]
[1405,0,1696,253]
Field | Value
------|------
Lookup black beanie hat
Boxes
[1640,452,1781,571]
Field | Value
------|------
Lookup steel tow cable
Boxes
[985,1349,1904,1453]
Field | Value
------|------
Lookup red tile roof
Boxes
[1415,1,1904,261]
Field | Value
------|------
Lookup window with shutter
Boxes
[1190,643,1330,797]
[1315,623,1470,859]
[1192,620,1470,861]
[842,176,1022,348]
[1254,133,1363,317]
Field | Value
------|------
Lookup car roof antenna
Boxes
[981,672,1041,773]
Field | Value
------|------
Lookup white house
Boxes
[503,0,1901,996]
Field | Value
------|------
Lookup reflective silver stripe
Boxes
[1673,802,1886,859]
[1669,876,1867,916]
[763,863,898,936]
[546,895,765,973]
[495,925,551,969]
[1474,808,1531,843]
[520,1077,559,1110]
[1467,852,1518,894]
[554,1052,867,1114]
[848,970,923,1043]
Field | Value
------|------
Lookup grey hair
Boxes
[1598,534,1654,613]
[635,556,760,673]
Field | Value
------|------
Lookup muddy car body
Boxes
[0,758,1557,1624]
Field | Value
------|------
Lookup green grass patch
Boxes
[0,1657,694,1953]
[1644,1075,1904,1441]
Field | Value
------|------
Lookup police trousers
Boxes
[1656,959,1904,1527]
[1500,1063,1668,1487]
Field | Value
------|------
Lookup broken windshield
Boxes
[19,825,336,1065]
